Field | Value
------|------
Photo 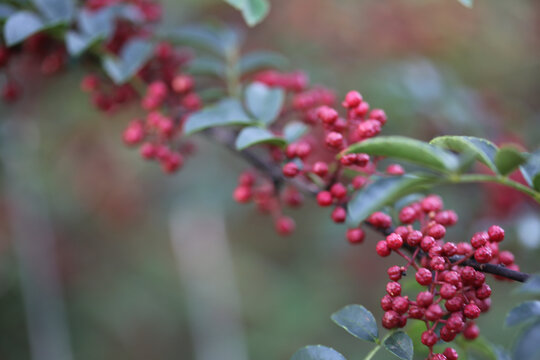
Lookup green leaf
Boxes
[224,0,270,27]
[347,174,438,225]
[290,345,346,360]
[430,136,498,173]
[162,25,241,57]
[346,136,459,172]
[245,82,284,125]
[520,149,540,191]
[78,5,143,38]
[516,274,540,295]
[102,39,154,84]
[238,51,288,74]
[495,146,528,176]
[235,127,286,150]
[456,336,498,360]
[330,304,379,343]
[184,98,253,135]
[32,0,74,23]
[65,31,101,56]
[283,121,308,143]
[514,321,540,360]
[4,11,45,46]
[458,0,473,8]
[383,331,413,360]
[507,301,540,327]
[185,57,226,78]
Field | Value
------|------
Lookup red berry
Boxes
[464,303,481,319]
[421,331,438,347]
[432,354,448,360]
[474,246,493,263]
[354,101,369,117]
[312,161,329,177]
[239,172,256,186]
[416,268,433,286]
[476,284,491,299]
[331,207,346,223]
[443,348,458,360]
[376,241,391,257]
[499,250,515,265]
[369,109,387,125]
[161,152,183,174]
[330,183,347,199]
[445,296,464,313]
[172,74,194,93]
[421,195,443,212]
[357,119,381,138]
[440,325,456,342]
[342,91,362,108]
[387,266,403,281]
[463,322,479,340]
[440,284,457,299]
[381,295,393,311]
[430,256,446,271]
[325,132,344,149]
[233,186,252,203]
[352,175,368,189]
[417,291,434,307]
[407,230,423,246]
[386,233,403,250]
[282,162,300,178]
[461,266,476,282]
[368,212,392,228]
[435,210,458,226]
[275,216,295,236]
[425,303,444,321]
[444,271,461,286]
[317,105,339,125]
[386,164,404,175]
[443,242,458,256]
[140,142,156,159]
[428,224,446,240]
[386,281,401,297]
[317,191,333,207]
[392,296,409,314]
[420,236,436,252]
[471,232,489,249]
[457,242,473,255]
[488,225,505,242]
[409,306,424,319]
[346,228,365,244]
[382,310,400,329]
[399,206,417,224]
[446,313,464,331]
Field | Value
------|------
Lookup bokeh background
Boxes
[1,0,540,359]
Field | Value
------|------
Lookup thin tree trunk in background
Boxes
[169,207,248,360]
[1,121,74,360]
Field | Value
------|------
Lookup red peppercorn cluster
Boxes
[376,195,518,359]
[230,83,396,237]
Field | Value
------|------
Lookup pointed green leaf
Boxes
[516,274,540,295]
[32,0,75,23]
[383,331,413,360]
[520,149,540,191]
[224,0,270,27]
[4,11,45,46]
[331,304,379,342]
[185,57,226,78]
[238,51,288,74]
[514,321,540,360]
[495,146,528,176]
[235,127,286,150]
[162,25,241,57]
[290,346,346,360]
[184,98,253,135]
[506,301,540,327]
[65,31,101,56]
[102,39,154,84]
[430,136,498,173]
[346,136,459,172]
[245,82,284,125]
[283,121,308,143]
[347,174,438,224]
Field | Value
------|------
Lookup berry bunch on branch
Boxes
[1,0,539,359]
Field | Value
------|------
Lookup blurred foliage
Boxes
[0,0,539,359]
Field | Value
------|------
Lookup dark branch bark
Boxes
[207,128,532,283]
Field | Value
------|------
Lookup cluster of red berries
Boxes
[0,33,67,103]
[374,195,517,359]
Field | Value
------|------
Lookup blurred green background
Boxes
[1,0,540,359]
